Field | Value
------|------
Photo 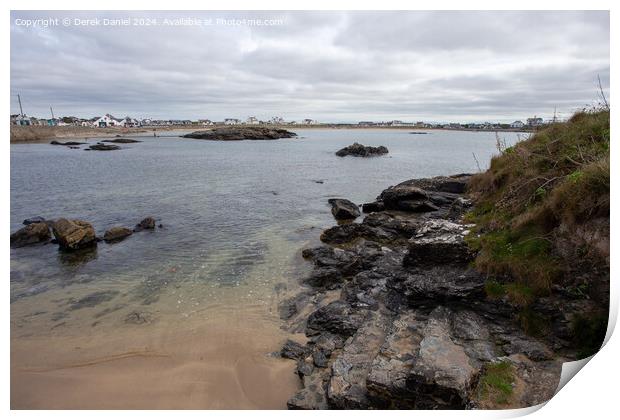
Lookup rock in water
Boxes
[22,216,46,225]
[135,217,156,231]
[10,222,51,248]
[87,143,120,151]
[103,226,133,242]
[52,219,97,250]
[102,138,142,143]
[182,127,297,141]
[50,140,87,146]
[328,198,361,220]
[335,143,389,157]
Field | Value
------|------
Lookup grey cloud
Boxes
[10,10,609,122]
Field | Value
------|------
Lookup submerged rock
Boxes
[10,222,51,248]
[22,216,47,225]
[335,142,389,157]
[50,140,87,146]
[328,198,361,220]
[103,226,133,242]
[87,143,120,151]
[52,218,97,250]
[135,217,156,231]
[102,138,142,143]
[182,127,296,141]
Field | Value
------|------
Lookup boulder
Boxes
[52,219,96,250]
[10,222,51,248]
[328,198,360,220]
[103,226,133,242]
[361,201,385,213]
[135,217,156,231]
[335,142,389,157]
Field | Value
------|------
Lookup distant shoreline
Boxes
[10,124,533,143]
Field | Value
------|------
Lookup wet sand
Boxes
[11,304,301,409]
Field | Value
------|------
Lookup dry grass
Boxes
[467,109,610,295]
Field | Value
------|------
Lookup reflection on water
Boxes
[10,129,525,408]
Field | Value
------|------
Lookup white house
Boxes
[93,114,123,127]
[246,116,259,125]
[224,118,241,125]
[510,120,525,128]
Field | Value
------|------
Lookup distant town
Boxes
[10,112,552,131]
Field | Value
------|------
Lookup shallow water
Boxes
[10,128,524,408]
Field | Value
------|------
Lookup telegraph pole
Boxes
[50,106,55,120]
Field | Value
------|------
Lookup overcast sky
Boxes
[10,10,609,123]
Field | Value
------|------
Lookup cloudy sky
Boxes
[10,10,609,123]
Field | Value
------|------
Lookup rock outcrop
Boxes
[328,198,361,220]
[52,218,97,250]
[182,127,297,141]
[134,217,156,231]
[10,222,51,248]
[279,175,565,410]
[102,138,142,143]
[103,226,133,242]
[335,143,389,157]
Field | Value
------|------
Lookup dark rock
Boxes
[306,301,366,338]
[328,198,360,220]
[50,140,86,146]
[297,356,315,378]
[502,337,554,361]
[281,339,311,360]
[362,201,385,213]
[22,216,46,225]
[335,142,389,157]
[403,219,474,268]
[102,138,142,143]
[103,226,133,242]
[182,127,296,141]
[303,267,343,289]
[135,217,156,231]
[312,348,330,368]
[320,223,366,244]
[395,268,486,307]
[88,143,120,151]
[10,222,51,248]
[52,218,97,250]
[278,292,312,320]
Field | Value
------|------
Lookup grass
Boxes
[476,361,515,405]
[467,109,610,295]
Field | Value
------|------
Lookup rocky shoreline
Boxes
[277,174,567,410]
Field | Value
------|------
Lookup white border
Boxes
[3,2,617,420]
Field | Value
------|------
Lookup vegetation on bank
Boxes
[475,361,516,406]
[466,108,610,347]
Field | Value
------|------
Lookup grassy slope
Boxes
[466,109,609,352]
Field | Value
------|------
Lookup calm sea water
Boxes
[10,129,525,335]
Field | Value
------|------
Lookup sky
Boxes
[10,10,610,123]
